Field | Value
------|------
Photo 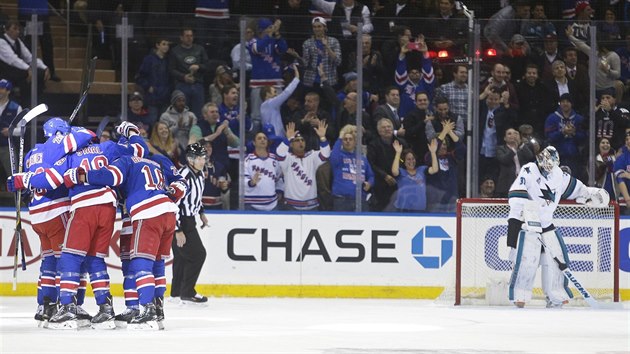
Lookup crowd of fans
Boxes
[3,0,630,213]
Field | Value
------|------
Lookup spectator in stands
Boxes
[402,92,431,162]
[169,27,208,120]
[248,18,287,122]
[18,0,60,82]
[614,132,630,214]
[595,89,628,151]
[209,65,237,106]
[480,63,519,109]
[230,21,255,74]
[199,102,239,183]
[569,2,595,43]
[483,0,531,54]
[261,65,300,139]
[367,118,405,211]
[346,34,384,95]
[244,131,283,211]
[515,63,553,134]
[563,47,589,108]
[0,79,22,185]
[495,127,535,197]
[292,91,335,151]
[160,90,199,152]
[201,139,230,210]
[520,2,556,55]
[0,19,50,103]
[533,33,560,83]
[381,26,411,87]
[99,129,111,143]
[544,59,583,114]
[425,0,468,56]
[148,121,181,167]
[478,87,517,181]
[434,65,468,125]
[329,124,374,211]
[567,26,623,102]
[518,123,542,154]
[136,37,171,122]
[425,96,464,145]
[425,138,465,213]
[597,8,622,42]
[194,0,231,62]
[615,34,630,94]
[277,121,330,211]
[596,137,617,200]
[374,0,420,37]
[501,34,531,82]
[391,138,438,212]
[373,86,404,137]
[301,17,342,88]
[311,0,373,71]
[479,176,496,198]
[320,77,374,143]
[394,35,435,118]
[276,0,313,53]
[544,93,587,181]
[126,91,155,133]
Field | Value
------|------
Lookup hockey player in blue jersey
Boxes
[11,121,148,329]
[66,152,186,330]
[8,117,96,326]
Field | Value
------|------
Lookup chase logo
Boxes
[411,226,452,268]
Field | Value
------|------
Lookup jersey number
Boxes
[79,156,108,171]
[141,165,165,191]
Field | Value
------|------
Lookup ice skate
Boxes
[34,304,45,327]
[114,307,140,329]
[128,302,161,331]
[75,305,92,328]
[47,303,78,330]
[545,296,569,308]
[40,298,58,328]
[91,301,116,330]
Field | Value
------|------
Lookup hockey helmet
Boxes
[185,142,207,158]
[536,146,560,177]
[43,117,69,138]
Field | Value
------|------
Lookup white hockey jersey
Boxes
[244,152,284,211]
[507,162,589,228]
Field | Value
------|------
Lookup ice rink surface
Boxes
[0,296,628,354]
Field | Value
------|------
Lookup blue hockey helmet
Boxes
[43,117,70,138]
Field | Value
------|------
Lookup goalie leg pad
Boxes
[541,230,573,305]
[509,231,542,304]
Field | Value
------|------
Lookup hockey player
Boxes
[11,121,148,329]
[276,121,330,210]
[66,152,185,330]
[8,118,95,326]
[507,146,609,308]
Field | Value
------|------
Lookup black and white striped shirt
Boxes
[177,165,205,227]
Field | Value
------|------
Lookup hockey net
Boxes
[443,198,619,306]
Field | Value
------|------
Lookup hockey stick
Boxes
[7,104,49,290]
[96,116,111,138]
[537,235,621,309]
[68,56,97,124]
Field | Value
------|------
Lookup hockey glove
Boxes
[167,181,187,203]
[585,187,610,207]
[63,167,85,188]
[116,121,140,138]
[7,172,34,192]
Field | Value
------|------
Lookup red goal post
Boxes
[453,198,620,306]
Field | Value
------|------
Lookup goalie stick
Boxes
[537,234,621,309]
[7,104,49,290]
[68,56,97,124]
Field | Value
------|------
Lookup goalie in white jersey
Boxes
[507,146,609,308]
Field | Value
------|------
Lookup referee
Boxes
[170,142,209,304]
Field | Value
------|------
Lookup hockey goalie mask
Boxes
[43,117,69,138]
[536,146,560,177]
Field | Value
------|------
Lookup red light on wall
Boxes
[486,48,497,57]
[427,51,438,58]
[437,50,449,58]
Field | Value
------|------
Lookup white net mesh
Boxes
[442,199,618,306]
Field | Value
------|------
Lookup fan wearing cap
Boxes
[276,121,330,211]
[310,0,373,41]
[544,93,586,178]
[483,0,531,54]
[248,17,287,122]
[127,91,155,134]
[302,16,342,87]
[0,79,23,181]
[209,64,238,106]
